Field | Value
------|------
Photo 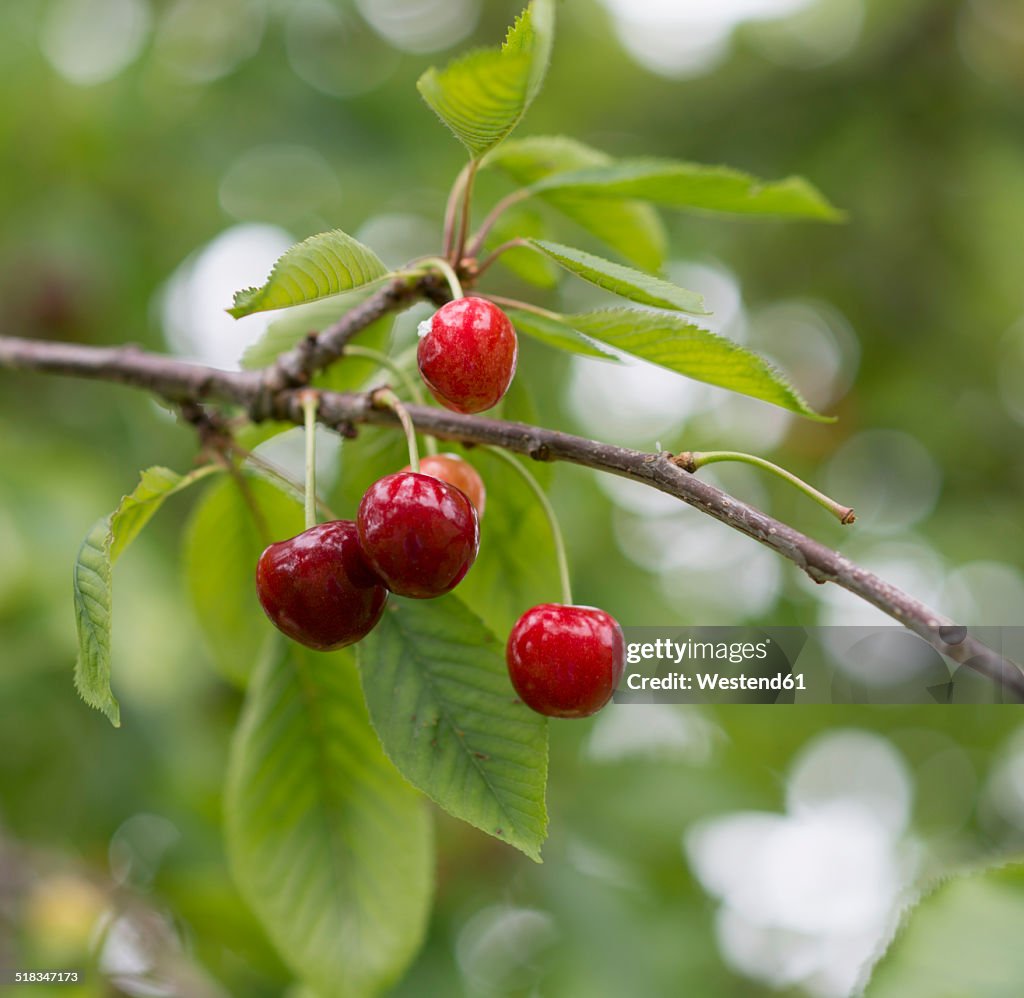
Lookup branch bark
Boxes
[0,332,1020,699]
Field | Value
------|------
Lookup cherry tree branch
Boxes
[0,332,1020,699]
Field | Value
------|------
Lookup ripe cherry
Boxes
[417,297,518,414]
[357,471,480,598]
[256,520,388,651]
[506,604,625,718]
[402,452,486,520]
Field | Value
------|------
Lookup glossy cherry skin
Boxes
[256,520,388,651]
[417,297,518,414]
[357,472,480,599]
[506,604,625,718]
[402,453,486,521]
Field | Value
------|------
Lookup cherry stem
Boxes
[300,390,320,530]
[442,163,471,260]
[485,445,573,606]
[466,187,531,259]
[679,450,856,525]
[475,238,531,278]
[419,256,464,301]
[345,345,439,456]
[373,388,420,473]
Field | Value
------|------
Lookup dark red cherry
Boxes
[417,297,518,414]
[506,604,625,718]
[357,471,479,599]
[256,520,388,651]
[402,452,486,520]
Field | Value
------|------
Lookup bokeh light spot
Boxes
[354,0,480,54]
[40,0,151,86]
[824,430,941,535]
[286,0,400,98]
[158,223,294,370]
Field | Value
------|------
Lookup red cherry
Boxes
[256,520,388,651]
[506,604,625,718]
[357,471,480,598]
[402,452,486,520]
[417,297,518,414]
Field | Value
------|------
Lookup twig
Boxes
[0,332,1020,698]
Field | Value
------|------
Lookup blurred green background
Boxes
[1,0,1023,995]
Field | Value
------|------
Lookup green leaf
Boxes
[532,158,844,221]
[416,0,554,159]
[456,449,559,636]
[73,517,117,726]
[505,308,620,361]
[357,596,548,861]
[228,230,389,318]
[527,239,707,314]
[866,863,1024,997]
[240,286,378,369]
[486,135,667,270]
[73,465,220,726]
[183,475,305,687]
[226,641,433,998]
[567,309,830,420]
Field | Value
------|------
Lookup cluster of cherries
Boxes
[256,297,624,718]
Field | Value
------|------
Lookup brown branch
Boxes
[0,332,1020,699]
[258,273,422,395]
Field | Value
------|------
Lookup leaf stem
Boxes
[300,390,319,530]
[466,187,532,259]
[418,256,464,301]
[442,162,472,260]
[453,159,479,264]
[373,388,420,473]
[345,345,439,456]
[678,450,855,525]
[485,445,572,606]
[224,462,272,546]
[475,238,531,278]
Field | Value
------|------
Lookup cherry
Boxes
[402,452,486,520]
[256,520,388,651]
[417,297,518,414]
[357,471,480,598]
[506,604,625,718]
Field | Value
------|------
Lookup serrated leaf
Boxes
[486,135,667,269]
[73,465,219,726]
[357,596,548,861]
[528,239,707,314]
[532,158,844,221]
[183,475,305,687]
[73,517,117,726]
[228,230,389,318]
[226,641,433,998]
[416,0,554,159]
[505,308,620,361]
[567,309,830,420]
[866,863,1024,997]
[456,449,559,636]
